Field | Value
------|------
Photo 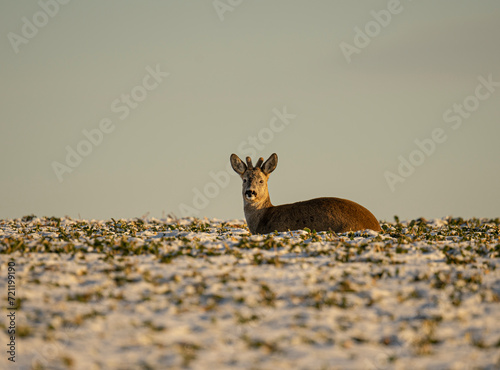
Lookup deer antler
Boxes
[245,156,253,168]
[255,157,264,168]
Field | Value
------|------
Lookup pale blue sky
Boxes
[1,1,499,221]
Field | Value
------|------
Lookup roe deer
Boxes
[230,153,381,234]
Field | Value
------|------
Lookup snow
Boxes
[0,216,499,369]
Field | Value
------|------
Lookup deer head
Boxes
[230,153,278,206]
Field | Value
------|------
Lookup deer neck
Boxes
[244,195,273,233]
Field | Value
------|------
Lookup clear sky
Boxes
[1,1,499,222]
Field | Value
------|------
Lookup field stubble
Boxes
[1,215,499,369]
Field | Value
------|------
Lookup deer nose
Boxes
[245,190,257,197]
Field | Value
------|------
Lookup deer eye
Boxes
[259,180,264,183]
[243,179,247,183]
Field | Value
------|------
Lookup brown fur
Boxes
[230,153,381,234]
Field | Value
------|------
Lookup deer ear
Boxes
[262,153,278,175]
[230,154,247,175]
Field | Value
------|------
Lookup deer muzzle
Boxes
[245,190,257,200]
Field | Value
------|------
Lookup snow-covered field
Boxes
[1,216,499,369]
